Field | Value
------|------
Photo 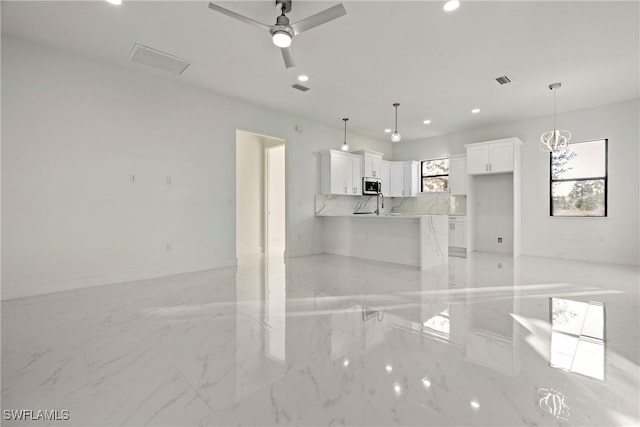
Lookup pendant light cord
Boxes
[395,105,398,132]
[553,87,557,132]
[343,118,348,144]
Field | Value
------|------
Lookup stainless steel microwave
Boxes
[362,177,381,195]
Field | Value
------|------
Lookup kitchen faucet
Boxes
[376,192,384,216]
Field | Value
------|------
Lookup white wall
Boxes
[473,174,514,254]
[393,99,640,265]
[235,130,265,256]
[1,36,392,299]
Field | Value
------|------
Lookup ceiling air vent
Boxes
[129,43,190,75]
[292,84,310,92]
[495,75,512,85]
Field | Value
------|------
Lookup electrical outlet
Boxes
[130,174,136,184]
[497,237,503,243]
[166,176,172,186]
[165,243,172,252]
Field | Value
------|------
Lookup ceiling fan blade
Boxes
[290,4,346,35]
[281,47,295,68]
[207,2,270,31]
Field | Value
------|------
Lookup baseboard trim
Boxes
[1,257,238,301]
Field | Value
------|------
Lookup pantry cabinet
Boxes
[320,150,362,195]
[466,139,516,175]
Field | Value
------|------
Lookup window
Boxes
[421,157,449,192]
[550,139,607,217]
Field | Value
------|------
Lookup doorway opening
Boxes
[235,130,286,260]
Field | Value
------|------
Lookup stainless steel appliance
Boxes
[362,177,381,195]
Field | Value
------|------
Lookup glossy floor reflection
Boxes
[2,252,639,426]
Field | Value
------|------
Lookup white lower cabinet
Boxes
[448,216,467,248]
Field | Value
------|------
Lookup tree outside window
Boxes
[550,139,607,217]
[421,158,449,192]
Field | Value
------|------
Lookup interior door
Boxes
[266,145,286,254]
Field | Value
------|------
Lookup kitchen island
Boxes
[317,213,448,270]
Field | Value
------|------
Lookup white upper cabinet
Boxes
[320,150,363,195]
[351,156,362,195]
[449,155,467,195]
[465,138,521,175]
[381,160,390,196]
[353,150,384,178]
[389,163,404,197]
[389,161,419,197]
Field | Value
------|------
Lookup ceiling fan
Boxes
[207,0,347,69]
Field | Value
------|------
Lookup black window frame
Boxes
[421,157,450,193]
[549,138,608,217]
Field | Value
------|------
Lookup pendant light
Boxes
[341,118,349,151]
[391,103,401,143]
[540,83,571,152]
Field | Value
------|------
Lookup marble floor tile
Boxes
[2,252,639,426]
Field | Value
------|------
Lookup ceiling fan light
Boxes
[272,31,292,48]
[443,0,460,12]
[391,132,402,143]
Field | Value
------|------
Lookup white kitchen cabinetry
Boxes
[448,216,467,248]
[353,150,384,178]
[389,161,419,197]
[381,160,390,196]
[449,155,467,195]
[320,150,363,195]
[466,140,515,175]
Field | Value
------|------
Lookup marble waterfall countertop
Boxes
[317,212,444,219]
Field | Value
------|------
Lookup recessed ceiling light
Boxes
[384,129,392,133]
[297,74,309,82]
[105,0,122,5]
[443,0,460,12]
[470,400,480,409]
[423,120,432,125]
[385,364,393,372]
[471,108,480,114]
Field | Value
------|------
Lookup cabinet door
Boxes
[389,163,404,197]
[449,157,467,195]
[466,145,489,175]
[404,162,418,197]
[450,220,467,248]
[330,155,348,194]
[381,161,390,196]
[351,157,362,195]
[371,156,382,178]
[488,142,514,173]
[363,155,373,178]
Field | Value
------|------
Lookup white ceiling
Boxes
[2,1,639,142]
